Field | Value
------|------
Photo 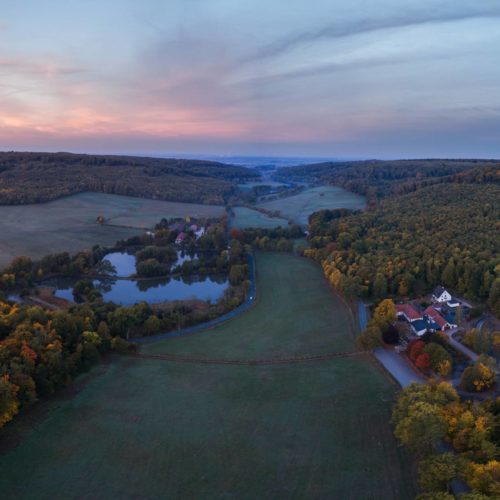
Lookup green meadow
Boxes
[0,192,225,268]
[257,186,366,225]
[0,253,416,499]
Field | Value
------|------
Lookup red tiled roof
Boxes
[424,306,448,328]
[396,304,422,321]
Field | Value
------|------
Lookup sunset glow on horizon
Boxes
[2,0,500,158]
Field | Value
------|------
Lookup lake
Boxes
[53,274,229,306]
[102,250,199,277]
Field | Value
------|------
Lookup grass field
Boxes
[142,253,355,359]
[0,253,417,499]
[0,192,225,268]
[230,206,289,229]
[237,181,289,190]
[257,186,366,225]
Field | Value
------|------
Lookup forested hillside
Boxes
[0,152,258,205]
[306,183,500,316]
[276,159,499,203]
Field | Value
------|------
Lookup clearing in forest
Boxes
[257,186,366,225]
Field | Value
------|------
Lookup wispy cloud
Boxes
[0,57,85,78]
[240,8,500,63]
[1,0,500,157]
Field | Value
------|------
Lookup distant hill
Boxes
[275,159,500,203]
[0,152,259,205]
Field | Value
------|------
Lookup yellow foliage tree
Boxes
[0,375,19,428]
[437,359,452,377]
[467,460,500,496]
[372,298,397,328]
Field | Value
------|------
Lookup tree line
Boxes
[275,159,499,204]
[305,183,500,317]
[0,152,258,205]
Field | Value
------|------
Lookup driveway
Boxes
[445,329,479,362]
[374,348,425,388]
[357,301,424,388]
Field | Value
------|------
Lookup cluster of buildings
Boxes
[396,286,462,336]
[169,222,206,245]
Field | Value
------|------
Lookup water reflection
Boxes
[101,250,199,277]
[52,274,228,306]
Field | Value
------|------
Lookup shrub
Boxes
[460,356,497,392]
[424,343,453,376]
[409,340,425,362]
[416,353,431,371]
[111,336,134,354]
[382,324,400,344]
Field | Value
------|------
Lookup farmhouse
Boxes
[396,304,423,322]
[432,286,452,303]
[175,232,187,245]
[424,306,457,330]
[396,304,433,336]
[409,319,436,336]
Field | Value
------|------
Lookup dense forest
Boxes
[392,381,500,497]
[275,159,500,203]
[305,183,500,316]
[0,152,258,205]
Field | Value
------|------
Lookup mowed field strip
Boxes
[0,192,225,268]
[0,253,417,499]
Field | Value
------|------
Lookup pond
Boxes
[102,250,198,277]
[52,274,229,306]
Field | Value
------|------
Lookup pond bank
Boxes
[134,254,256,344]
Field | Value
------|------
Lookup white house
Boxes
[432,286,452,304]
[194,227,205,239]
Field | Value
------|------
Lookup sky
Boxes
[1,0,500,159]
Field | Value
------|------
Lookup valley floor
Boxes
[0,253,417,499]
